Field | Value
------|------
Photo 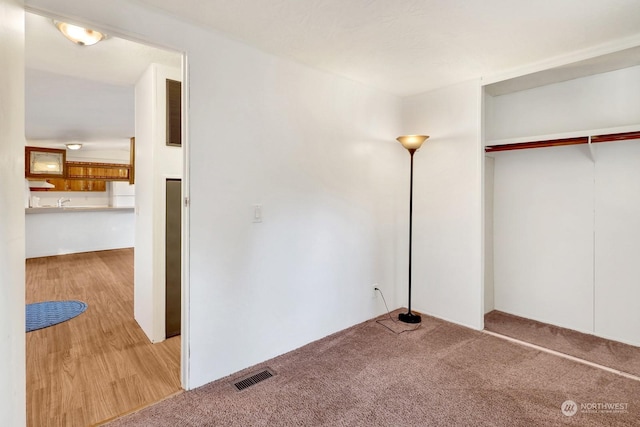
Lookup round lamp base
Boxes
[398,311,422,324]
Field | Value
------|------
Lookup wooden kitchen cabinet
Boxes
[27,157,130,192]
[67,179,107,191]
[30,178,106,192]
[66,161,131,181]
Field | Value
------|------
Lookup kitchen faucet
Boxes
[57,197,71,207]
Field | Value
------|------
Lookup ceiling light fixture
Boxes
[54,21,105,46]
[66,143,82,150]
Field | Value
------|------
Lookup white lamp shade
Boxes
[397,135,429,150]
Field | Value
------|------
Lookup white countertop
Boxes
[25,206,135,214]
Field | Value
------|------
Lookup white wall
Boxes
[492,145,595,333]
[593,140,640,345]
[492,141,640,345]
[134,63,182,343]
[25,209,135,258]
[134,64,154,339]
[486,65,640,141]
[0,0,26,425]
[401,80,484,330]
[187,47,402,385]
[66,147,130,163]
[484,156,494,314]
[29,190,109,207]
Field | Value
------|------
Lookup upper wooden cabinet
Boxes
[66,161,131,181]
[25,147,66,178]
[26,146,133,192]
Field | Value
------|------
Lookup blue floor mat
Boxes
[26,300,88,332]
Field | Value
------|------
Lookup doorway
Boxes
[24,10,187,425]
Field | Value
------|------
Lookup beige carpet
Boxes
[485,310,640,378]
[106,310,640,426]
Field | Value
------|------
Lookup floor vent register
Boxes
[233,368,275,391]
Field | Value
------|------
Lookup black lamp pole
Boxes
[396,135,428,324]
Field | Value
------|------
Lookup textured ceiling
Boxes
[25,1,640,147]
[134,0,640,96]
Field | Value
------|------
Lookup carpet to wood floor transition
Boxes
[106,310,640,426]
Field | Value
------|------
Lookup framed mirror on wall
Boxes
[25,147,66,178]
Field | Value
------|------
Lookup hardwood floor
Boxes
[26,249,181,427]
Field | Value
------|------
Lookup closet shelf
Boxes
[485,124,640,153]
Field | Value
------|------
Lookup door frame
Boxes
[23,4,192,390]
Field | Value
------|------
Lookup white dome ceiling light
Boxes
[54,21,105,46]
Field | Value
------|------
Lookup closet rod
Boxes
[485,130,640,153]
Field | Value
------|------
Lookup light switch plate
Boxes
[253,204,262,223]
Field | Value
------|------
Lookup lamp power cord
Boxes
[374,287,421,334]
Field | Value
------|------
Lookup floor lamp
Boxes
[397,135,429,324]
